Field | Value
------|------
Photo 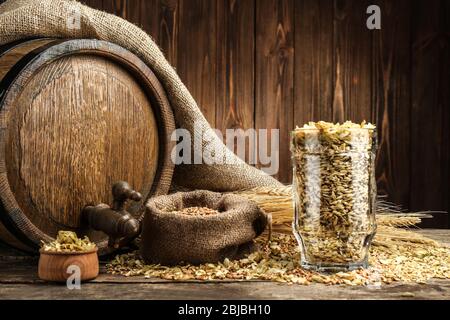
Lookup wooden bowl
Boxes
[38,248,99,282]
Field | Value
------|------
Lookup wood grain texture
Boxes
[0,39,54,82]
[7,55,158,232]
[177,0,217,126]
[140,0,179,66]
[1,279,449,300]
[410,0,449,220]
[372,0,411,207]
[255,0,294,183]
[216,0,255,163]
[0,39,176,253]
[82,0,103,11]
[58,1,450,227]
[0,280,450,300]
[1,230,449,299]
[333,0,373,123]
[38,249,99,282]
[444,0,450,224]
[294,0,334,125]
[101,0,123,16]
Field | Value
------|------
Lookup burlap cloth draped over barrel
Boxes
[0,0,282,191]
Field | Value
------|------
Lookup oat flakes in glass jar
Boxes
[291,121,377,272]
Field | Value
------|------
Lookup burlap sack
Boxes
[0,0,282,191]
[141,191,269,265]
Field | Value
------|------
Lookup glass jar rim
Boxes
[293,127,375,132]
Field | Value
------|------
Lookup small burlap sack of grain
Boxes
[0,0,281,192]
[141,191,270,265]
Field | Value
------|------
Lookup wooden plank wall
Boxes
[84,0,449,227]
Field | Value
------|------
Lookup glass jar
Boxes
[291,122,377,272]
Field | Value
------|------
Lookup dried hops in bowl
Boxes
[39,231,99,282]
[291,121,377,271]
[41,231,96,253]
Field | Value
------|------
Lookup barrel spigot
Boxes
[82,181,142,248]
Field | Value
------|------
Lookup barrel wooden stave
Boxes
[0,39,175,255]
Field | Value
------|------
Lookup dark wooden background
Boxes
[70,0,450,227]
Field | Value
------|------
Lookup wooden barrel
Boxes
[0,38,175,255]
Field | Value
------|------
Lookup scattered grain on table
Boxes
[106,230,450,286]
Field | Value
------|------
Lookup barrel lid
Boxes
[0,39,175,254]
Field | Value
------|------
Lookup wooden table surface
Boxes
[0,229,449,300]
